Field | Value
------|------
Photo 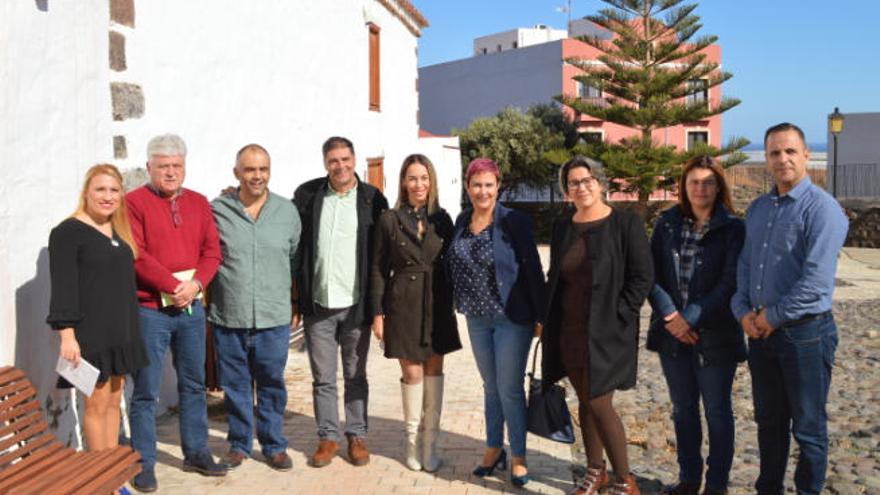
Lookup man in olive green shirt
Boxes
[208,144,301,472]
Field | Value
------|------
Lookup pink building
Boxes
[420,23,724,201]
[561,38,722,151]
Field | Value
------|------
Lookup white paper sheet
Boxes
[55,356,100,397]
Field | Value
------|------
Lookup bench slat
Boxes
[0,429,58,468]
[0,416,49,452]
[73,449,142,495]
[0,398,40,425]
[0,368,25,386]
[0,367,141,495]
[53,447,140,495]
[0,444,71,491]
[0,408,43,439]
[0,379,33,400]
[6,452,96,494]
[0,386,38,417]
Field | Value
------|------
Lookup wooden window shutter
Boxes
[368,23,381,112]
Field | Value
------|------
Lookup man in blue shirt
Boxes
[731,123,848,495]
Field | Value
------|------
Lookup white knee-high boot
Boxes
[421,375,444,472]
[400,380,423,471]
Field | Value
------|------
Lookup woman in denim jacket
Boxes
[648,155,746,495]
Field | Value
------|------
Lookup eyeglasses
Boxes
[170,198,182,228]
[567,177,599,190]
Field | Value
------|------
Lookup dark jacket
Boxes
[292,176,388,326]
[369,207,461,360]
[541,208,653,398]
[647,204,747,366]
[450,204,545,326]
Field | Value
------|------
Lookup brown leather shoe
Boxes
[347,436,370,466]
[267,451,293,471]
[223,450,247,469]
[309,439,338,467]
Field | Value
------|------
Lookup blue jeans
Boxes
[130,301,210,470]
[748,315,837,495]
[214,324,290,458]
[466,314,533,457]
[659,349,737,490]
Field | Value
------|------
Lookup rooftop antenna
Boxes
[555,0,572,33]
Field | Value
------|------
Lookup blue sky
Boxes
[415,0,880,149]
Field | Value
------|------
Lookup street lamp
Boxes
[829,107,845,198]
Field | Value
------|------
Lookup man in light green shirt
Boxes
[208,144,300,472]
[292,137,388,468]
[315,185,358,307]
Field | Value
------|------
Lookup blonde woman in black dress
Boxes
[370,154,461,472]
[47,164,149,453]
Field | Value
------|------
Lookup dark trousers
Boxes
[748,315,837,495]
[659,349,737,490]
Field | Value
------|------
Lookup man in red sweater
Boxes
[126,134,226,493]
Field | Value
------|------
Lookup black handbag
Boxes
[526,342,575,444]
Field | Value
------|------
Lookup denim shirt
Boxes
[731,176,848,328]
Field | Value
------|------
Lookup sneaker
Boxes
[131,468,157,493]
[182,451,228,477]
[267,451,293,471]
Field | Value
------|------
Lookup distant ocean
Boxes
[742,142,827,152]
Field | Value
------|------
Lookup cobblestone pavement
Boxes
[146,320,572,494]
[572,248,880,495]
[143,248,879,494]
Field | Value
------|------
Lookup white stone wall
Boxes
[0,1,114,446]
[1,0,460,444]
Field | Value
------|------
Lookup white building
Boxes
[473,24,567,56]
[0,0,460,445]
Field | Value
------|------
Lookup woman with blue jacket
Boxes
[447,158,545,487]
[648,155,746,495]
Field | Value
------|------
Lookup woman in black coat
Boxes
[647,156,746,495]
[541,156,653,495]
[370,154,462,472]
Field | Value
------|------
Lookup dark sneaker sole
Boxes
[267,461,293,472]
[181,464,228,477]
[349,456,370,467]
[130,482,157,493]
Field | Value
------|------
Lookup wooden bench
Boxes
[0,366,141,495]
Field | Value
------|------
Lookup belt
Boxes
[782,311,831,328]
